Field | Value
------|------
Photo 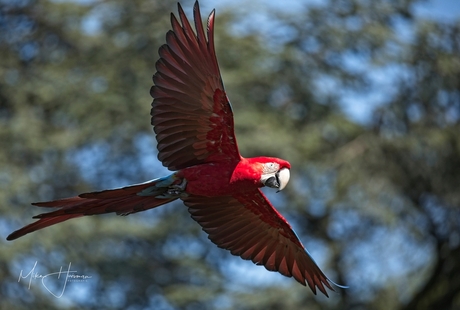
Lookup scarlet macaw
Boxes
[8,1,341,296]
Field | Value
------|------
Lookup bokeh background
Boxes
[1,0,459,309]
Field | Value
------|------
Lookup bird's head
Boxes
[259,159,291,192]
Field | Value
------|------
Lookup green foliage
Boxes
[1,0,459,309]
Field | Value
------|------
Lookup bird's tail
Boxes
[7,175,184,241]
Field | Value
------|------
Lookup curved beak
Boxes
[277,168,290,191]
[263,168,291,191]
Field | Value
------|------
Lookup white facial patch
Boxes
[262,162,280,174]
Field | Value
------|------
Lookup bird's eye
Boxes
[263,162,279,174]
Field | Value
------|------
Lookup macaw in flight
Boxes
[7,1,343,296]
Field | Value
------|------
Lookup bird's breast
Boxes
[180,161,261,197]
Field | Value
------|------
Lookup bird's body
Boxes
[7,1,342,296]
[180,157,290,196]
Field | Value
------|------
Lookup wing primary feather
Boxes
[171,13,215,82]
[193,1,207,44]
[227,229,267,257]
[206,10,219,73]
[238,229,270,258]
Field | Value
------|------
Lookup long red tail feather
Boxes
[7,181,177,240]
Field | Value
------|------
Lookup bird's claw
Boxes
[156,179,188,199]
[137,175,187,198]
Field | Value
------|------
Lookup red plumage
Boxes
[7,1,342,296]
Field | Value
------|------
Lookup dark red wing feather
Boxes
[151,1,240,171]
[183,191,336,296]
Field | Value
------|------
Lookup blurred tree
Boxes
[1,0,459,309]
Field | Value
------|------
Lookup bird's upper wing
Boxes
[183,190,337,296]
[150,2,240,171]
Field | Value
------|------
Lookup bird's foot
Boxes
[137,174,187,198]
[160,179,188,198]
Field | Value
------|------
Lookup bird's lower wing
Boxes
[183,190,338,296]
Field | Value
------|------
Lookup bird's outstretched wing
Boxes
[151,1,240,171]
[183,190,337,296]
